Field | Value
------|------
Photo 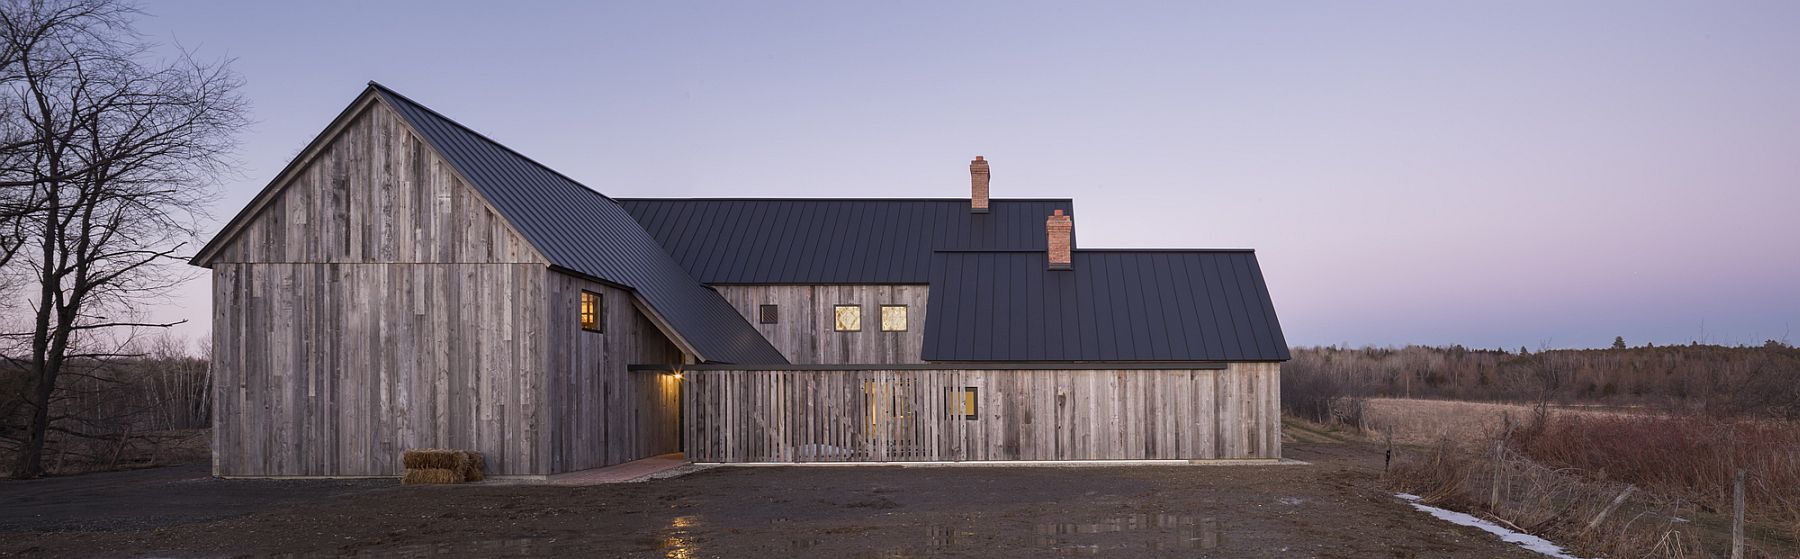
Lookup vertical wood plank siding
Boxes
[682,363,1280,463]
[209,100,684,476]
[542,273,685,473]
[713,285,930,364]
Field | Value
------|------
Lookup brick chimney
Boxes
[1046,209,1072,270]
[969,156,990,214]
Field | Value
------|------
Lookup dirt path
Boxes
[1,441,1544,558]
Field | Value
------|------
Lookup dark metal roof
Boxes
[616,198,1076,284]
[372,84,787,364]
[921,250,1290,362]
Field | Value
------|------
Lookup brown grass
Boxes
[462,452,485,482]
[402,449,470,471]
[1391,440,1717,557]
[399,449,484,484]
[401,468,465,485]
[1362,398,1642,447]
[1513,414,1800,538]
[1376,398,1800,557]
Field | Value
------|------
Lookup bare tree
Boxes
[0,0,244,478]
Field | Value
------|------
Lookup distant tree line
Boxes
[0,334,210,475]
[1282,343,1800,423]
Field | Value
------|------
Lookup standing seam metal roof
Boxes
[921,250,1290,362]
[372,84,787,364]
[617,198,1076,284]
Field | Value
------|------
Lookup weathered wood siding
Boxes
[543,273,685,473]
[683,363,1280,463]
[206,99,542,266]
[713,285,929,364]
[212,262,547,476]
[209,100,684,476]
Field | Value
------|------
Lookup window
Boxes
[880,305,908,332]
[580,291,602,333]
[834,305,861,332]
[864,379,917,442]
[758,304,779,324]
[947,387,978,420]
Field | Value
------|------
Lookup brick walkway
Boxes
[543,453,687,485]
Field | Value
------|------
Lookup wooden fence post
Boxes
[1732,469,1745,559]
[1489,414,1512,512]
[1383,429,1393,477]
[1583,485,1635,535]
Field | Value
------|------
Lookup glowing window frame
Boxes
[580,291,602,333]
[833,305,862,332]
[880,305,908,332]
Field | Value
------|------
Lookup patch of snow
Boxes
[1393,493,1582,559]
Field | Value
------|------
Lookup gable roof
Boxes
[193,83,786,364]
[617,198,1074,284]
[370,85,786,364]
[921,250,1290,362]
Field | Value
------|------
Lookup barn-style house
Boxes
[192,83,1290,477]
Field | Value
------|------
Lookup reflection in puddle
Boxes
[266,538,575,558]
[1035,514,1219,555]
[781,514,1223,556]
[284,512,1221,557]
[662,515,701,559]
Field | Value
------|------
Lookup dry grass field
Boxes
[1360,398,1638,447]
[1362,398,1800,558]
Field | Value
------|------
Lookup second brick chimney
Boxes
[1047,209,1072,270]
[970,156,990,213]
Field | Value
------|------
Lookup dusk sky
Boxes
[134,1,1798,350]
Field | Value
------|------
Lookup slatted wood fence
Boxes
[682,363,1279,463]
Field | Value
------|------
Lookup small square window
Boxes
[580,291,602,333]
[759,304,779,324]
[947,387,978,420]
[880,305,907,332]
[834,305,861,332]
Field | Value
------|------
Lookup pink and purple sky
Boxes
[134,1,1798,349]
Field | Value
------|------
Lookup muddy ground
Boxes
[1,436,1542,558]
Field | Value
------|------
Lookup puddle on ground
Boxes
[1033,514,1220,555]
[263,512,1222,558]
[660,515,702,559]
[260,538,582,558]
[764,513,1225,556]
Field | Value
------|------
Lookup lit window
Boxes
[880,305,907,332]
[947,387,978,420]
[759,304,778,324]
[580,291,602,333]
[864,379,917,441]
[834,305,861,332]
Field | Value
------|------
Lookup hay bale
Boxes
[402,468,464,485]
[462,451,486,482]
[402,448,469,470]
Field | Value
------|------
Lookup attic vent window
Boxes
[880,305,908,332]
[834,305,862,332]
[580,291,602,333]
[759,304,779,324]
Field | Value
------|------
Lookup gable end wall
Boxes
[211,101,554,476]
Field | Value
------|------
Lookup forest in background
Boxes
[0,335,211,476]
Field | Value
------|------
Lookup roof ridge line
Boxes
[616,197,1076,202]
[932,248,1256,253]
[367,81,616,203]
